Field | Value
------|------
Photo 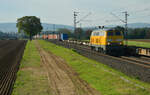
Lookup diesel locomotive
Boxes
[90,29,125,55]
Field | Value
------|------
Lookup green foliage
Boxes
[38,40,150,95]
[16,16,43,40]
[71,26,150,40]
[12,41,50,95]
[128,28,150,39]
[74,28,84,39]
[84,29,92,39]
[0,31,6,39]
[57,28,71,35]
[114,26,125,34]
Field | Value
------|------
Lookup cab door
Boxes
[107,31,114,44]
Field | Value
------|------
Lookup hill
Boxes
[127,23,150,28]
[107,23,150,28]
[0,23,74,33]
[0,22,150,33]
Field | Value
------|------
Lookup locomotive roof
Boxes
[93,29,114,32]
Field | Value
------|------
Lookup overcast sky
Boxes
[0,0,150,26]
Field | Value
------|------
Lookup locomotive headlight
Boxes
[107,42,111,45]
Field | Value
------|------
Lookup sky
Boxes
[0,0,150,27]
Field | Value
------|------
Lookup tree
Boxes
[114,26,125,33]
[74,28,84,40]
[146,31,150,39]
[85,29,92,39]
[17,16,43,40]
[57,28,72,35]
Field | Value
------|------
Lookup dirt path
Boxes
[35,41,101,95]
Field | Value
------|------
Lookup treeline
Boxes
[101,26,150,39]
[72,27,150,40]
[0,31,28,40]
[128,28,150,39]
[0,31,7,39]
[42,26,150,40]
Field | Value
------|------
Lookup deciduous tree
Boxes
[17,16,43,40]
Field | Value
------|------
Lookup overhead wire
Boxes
[79,7,150,27]
[129,7,150,14]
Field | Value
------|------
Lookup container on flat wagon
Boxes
[48,34,53,39]
[43,35,48,39]
[35,35,40,39]
[40,35,43,39]
[60,33,68,40]
[138,48,150,56]
[53,34,59,39]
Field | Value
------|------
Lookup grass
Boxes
[38,40,150,95]
[12,41,51,95]
[127,41,150,48]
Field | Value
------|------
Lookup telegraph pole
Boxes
[123,11,129,45]
[80,23,82,28]
[73,11,91,40]
[110,11,129,45]
[74,11,78,32]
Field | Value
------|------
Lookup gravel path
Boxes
[35,41,101,95]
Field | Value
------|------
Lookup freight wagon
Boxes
[60,34,68,41]
[42,35,48,39]
[42,33,68,41]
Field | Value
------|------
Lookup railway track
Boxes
[48,40,150,83]
[77,43,150,68]
[140,56,150,62]
[120,56,150,67]
[61,40,150,67]
[0,40,27,95]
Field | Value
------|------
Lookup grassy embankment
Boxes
[12,41,50,95]
[38,40,150,95]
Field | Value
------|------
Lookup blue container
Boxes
[60,33,68,40]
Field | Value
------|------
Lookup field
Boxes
[10,40,150,95]
[12,41,51,95]
[127,40,150,48]
[12,41,101,95]
[0,40,27,95]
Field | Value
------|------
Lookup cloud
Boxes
[0,0,150,26]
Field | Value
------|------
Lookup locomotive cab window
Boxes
[91,30,106,36]
[91,32,95,36]
[107,32,114,36]
[96,32,99,36]
[115,31,122,36]
[99,31,105,36]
